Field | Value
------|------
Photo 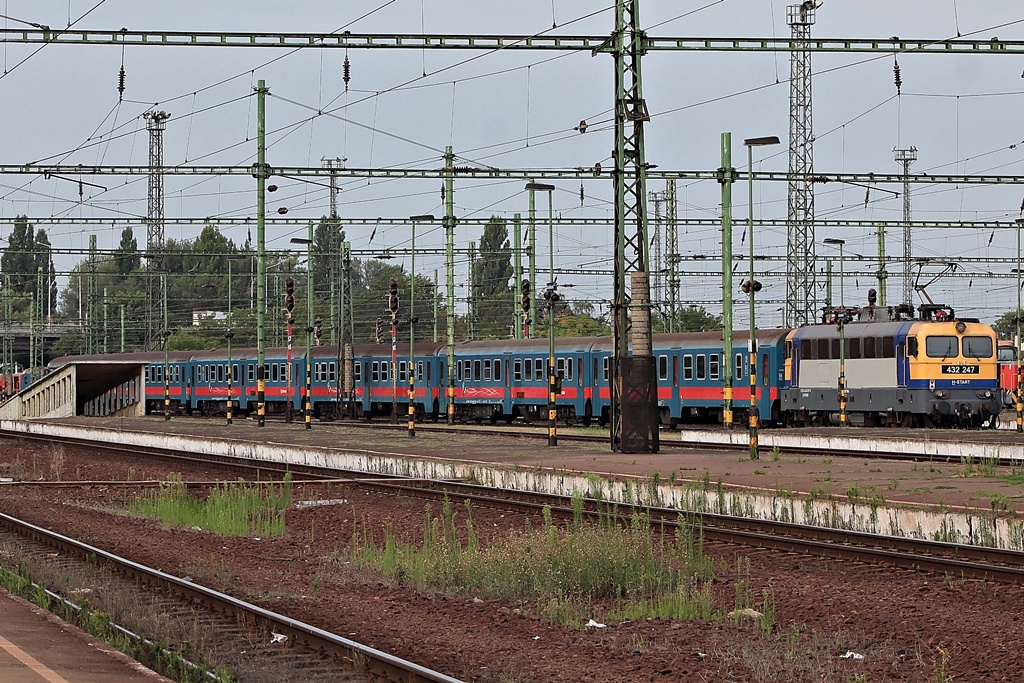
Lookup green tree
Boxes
[114,226,140,276]
[469,217,514,339]
[653,305,722,333]
[33,228,57,315]
[993,309,1021,340]
[1,216,36,316]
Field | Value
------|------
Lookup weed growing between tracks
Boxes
[349,492,781,629]
[129,472,293,537]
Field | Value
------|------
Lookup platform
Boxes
[0,589,170,682]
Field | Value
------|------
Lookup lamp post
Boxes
[743,135,780,459]
[824,237,847,427]
[1015,219,1024,432]
[291,228,314,430]
[526,182,557,446]
[162,272,171,421]
[409,215,434,438]
[226,255,245,425]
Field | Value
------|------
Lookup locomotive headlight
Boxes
[978,390,993,399]
[955,321,966,334]
[933,390,950,399]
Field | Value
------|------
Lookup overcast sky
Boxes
[1,0,1023,326]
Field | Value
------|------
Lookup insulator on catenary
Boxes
[343,56,351,92]
[118,65,126,102]
[893,59,902,95]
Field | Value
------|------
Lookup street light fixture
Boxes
[525,182,558,446]
[823,237,848,427]
[291,232,314,430]
[409,215,434,438]
[742,135,780,459]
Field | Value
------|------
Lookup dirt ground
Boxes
[1,427,1023,681]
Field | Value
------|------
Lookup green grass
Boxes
[130,472,292,538]
[349,494,720,627]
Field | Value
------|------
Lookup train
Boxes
[998,340,1019,409]
[46,301,1002,429]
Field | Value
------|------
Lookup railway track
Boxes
[7,426,1024,585]
[0,511,462,683]
[172,413,1024,466]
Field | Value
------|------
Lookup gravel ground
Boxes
[0,430,1022,681]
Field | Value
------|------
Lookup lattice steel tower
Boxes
[786,3,817,326]
[894,146,917,307]
[143,110,170,348]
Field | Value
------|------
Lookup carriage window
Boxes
[272,364,279,382]
[248,364,255,383]
[658,355,669,381]
[602,356,610,381]
[535,358,545,381]
[494,359,502,382]
[473,360,482,381]
[566,358,573,381]
[354,362,362,382]
[329,362,337,382]
[514,359,523,381]
[683,355,693,381]
[483,359,492,381]
[217,365,225,383]
[556,357,566,379]
[863,337,876,359]
[709,354,720,381]
[426,362,431,382]
[848,337,861,359]
[417,361,424,382]
[963,336,993,359]
[926,336,958,358]
[882,336,896,358]
[735,353,744,381]
[696,355,706,380]
[673,357,679,384]
[525,358,533,381]
[762,353,770,386]
[399,361,407,382]
[456,360,462,382]
[817,338,830,359]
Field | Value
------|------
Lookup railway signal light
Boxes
[740,280,762,294]
[374,317,384,344]
[387,278,399,317]
[521,279,532,322]
[543,282,560,303]
[285,278,295,317]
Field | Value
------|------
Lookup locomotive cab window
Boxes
[926,336,958,358]
[963,336,993,359]
[998,345,1016,362]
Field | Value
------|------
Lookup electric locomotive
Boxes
[781,303,1000,427]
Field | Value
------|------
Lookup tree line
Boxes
[1,215,722,363]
